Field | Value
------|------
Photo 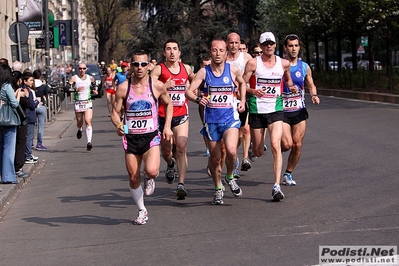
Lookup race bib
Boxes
[74,100,91,112]
[283,93,303,111]
[125,110,155,134]
[208,86,234,108]
[168,85,186,106]
[256,78,281,98]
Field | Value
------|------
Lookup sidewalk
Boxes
[0,103,76,216]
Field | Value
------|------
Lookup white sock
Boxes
[86,126,92,143]
[130,185,146,211]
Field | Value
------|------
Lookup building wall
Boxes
[0,0,18,61]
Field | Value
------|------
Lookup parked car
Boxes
[69,64,104,98]
[328,61,338,71]
[342,61,353,69]
[358,60,383,70]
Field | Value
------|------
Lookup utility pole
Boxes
[43,0,50,81]
[71,0,76,64]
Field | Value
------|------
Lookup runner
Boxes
[66,62,98,151]
[281,34,320,186]
[111,50,173,225]
[103,67,115,116]
[226,32,252,174]
[243,32,298,201]
[151,39,195,200]
[186,38,246,205]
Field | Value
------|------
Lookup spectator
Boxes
[33,70,48,151]
[11,70,30,179]
[12,60,23,72]
[0,63,23,184]
[21,71,40,164]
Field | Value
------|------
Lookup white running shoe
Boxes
[144,173,155,196]
[282,173,297,186]
[133,209,148,225]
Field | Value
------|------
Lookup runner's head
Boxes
[130,50,149,79]
[209,39,227,65]
[163,39,181,63]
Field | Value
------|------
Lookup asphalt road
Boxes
[0,96,398,266]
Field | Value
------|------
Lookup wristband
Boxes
[116,123,123,129]
[312,94,318,97]
[195,96,202,104]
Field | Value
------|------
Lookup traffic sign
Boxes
[361,36,368,47]
[59,22,67,46]
[357,45,365,54]
[8,22,29,43]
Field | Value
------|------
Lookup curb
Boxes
[317,88,399,104]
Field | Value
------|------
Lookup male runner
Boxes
[243,32,298,201]
[186,38,246,205]
[111,50,173,225]
[151,39,195,200]
[67,62,98,151]
[281,34,320,186]
[226,32,253,173]
[103,67,115,116]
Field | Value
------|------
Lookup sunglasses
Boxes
[131,62,149,67]
[253,51,263,55]
[261,41,275,46]
[78,67,87,70]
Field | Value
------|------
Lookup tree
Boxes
[81,0,138,63]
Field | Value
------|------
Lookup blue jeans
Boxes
[36,105,46,146]
[0,126,17,183]
[25,123,35,160]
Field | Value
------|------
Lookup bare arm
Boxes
[185,68,206,104]
[243,58,257,95]
[154,80,173,141]
[111,81,127,136]
[305,66,320,105]
[282,58,298,93]
[230,65,246,108]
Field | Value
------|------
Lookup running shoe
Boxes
[205,148,210,157]
[241,158,252,171]
[144,176,155,196]
[36,144,48,151]
[272,185,285,201]
[248,148,258,162]
[77,129,82,139]
[165,158,178,184]
[176,183,188,199]
[16,169,30,179]
[32,155,39,161]
[87,142,93,151]
[282,173,297,186]
[212,189,224,205]
[224,176,242,197]
[264,144,268,151]
[133,209,148,225]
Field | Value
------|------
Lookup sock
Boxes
[226,174,233,181]
[273,183,279,188]
[178,182,184,187]
[86,126,92,143]
[285,170,292,174]
[168,160,174,168]
[78,127,83,132]
[215,185,222,190]
[130,185,146,211]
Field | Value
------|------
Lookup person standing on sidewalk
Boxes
[281,34,320,186]
[11,70,30,179]
[21,71,40,164]
[67,63,98,151]
[0,64,24,184]
[111,50,173,225]
[186,38,246,205]
[151,39,195,200]
[33,70,48,151]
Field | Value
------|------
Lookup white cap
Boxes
[259,32,276,44]
[101,61,105,64]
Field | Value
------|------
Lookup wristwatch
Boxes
[195,96,202,104]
